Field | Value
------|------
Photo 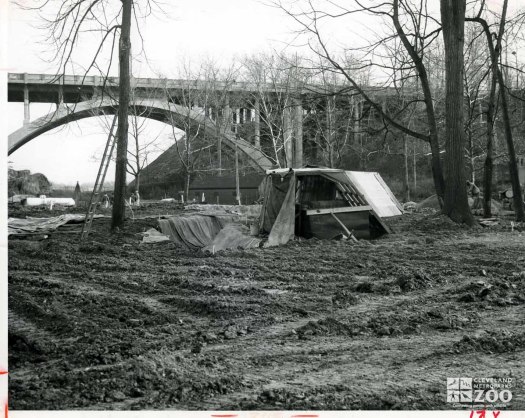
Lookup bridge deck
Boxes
[7,72,394,104]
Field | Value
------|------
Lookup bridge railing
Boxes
[8,72,309,94]
[8,72,408,97]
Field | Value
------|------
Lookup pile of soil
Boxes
[416,194,502,214]
[8,169,52,197]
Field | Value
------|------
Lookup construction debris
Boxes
[8,214,102,236]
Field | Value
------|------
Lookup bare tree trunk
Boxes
[468,129,475,182]
[440,0,474,225]
[498,72,525,220]
[495,2,524,221]
[413,141,417,192]
[111,0,132,230]
[185,172,191,202]
[185,132,191,200]
[483,56,498,218]
[403,135,410,202]
[135,172,140,195]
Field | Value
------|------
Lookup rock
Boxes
[478,286,492,298]
[191,342,204,354]
[204,333,218,342]
[111,390,126,401]
[131,387,144,398]
[355,282,373,293]
[458,293,476,302]
[224,327,237,339]
[377,326,391,336]
[238,327,248,336]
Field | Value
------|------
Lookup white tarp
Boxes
[345,171,403,217]
[23,197,76,207]
[8,214,100,235]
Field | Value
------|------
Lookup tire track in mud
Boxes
[8,210,525,409]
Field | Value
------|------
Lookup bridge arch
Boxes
[8,97,273,171]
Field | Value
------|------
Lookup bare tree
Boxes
[21,0,165,229]
[164,62,215,199]
[242,53,301,167]
[467,0,525,221]
[111,0,132,228]
[274,0,447,204]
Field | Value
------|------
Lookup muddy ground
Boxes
[7,203,525,410]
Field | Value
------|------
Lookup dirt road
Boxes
[7,207,525,410]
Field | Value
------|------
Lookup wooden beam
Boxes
[306,205,372,216]
[330,212,358,242]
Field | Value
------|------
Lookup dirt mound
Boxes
[241,383,442,410]
[411,213,481,234]
[417,194,502,214]
[453,331,525,354]
[396,270,433,291]
[416,194,442,210]
[9,169,52,196]
[456,279,525,306]
[296,317,356,337]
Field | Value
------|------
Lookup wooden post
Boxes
[235,144,241,205]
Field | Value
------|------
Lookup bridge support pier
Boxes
[326,95,336,167]
[234,108,240,133]
[57,85,64,109]
[23,86,30,126]
[254,99,260,149]
[293,98,303,167]
[283,105,293,168]
[218,100,233,176]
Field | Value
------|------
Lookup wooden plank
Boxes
[306,205,372,216]
[342,174,369,205]
[330,212,359,242]
[335,182,359,206]
[344,183,367,206]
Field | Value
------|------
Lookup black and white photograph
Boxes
[3,0,525,413]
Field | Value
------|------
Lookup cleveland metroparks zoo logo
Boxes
[447,377,514,407]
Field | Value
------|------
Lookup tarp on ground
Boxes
[185,204,262,218]
[202,224,261,253]
[158,212,260,251]
[8,214,100,235]
[140,228,171,244]
[158,215,228,249]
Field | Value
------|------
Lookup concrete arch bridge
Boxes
[8,96,273,171]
